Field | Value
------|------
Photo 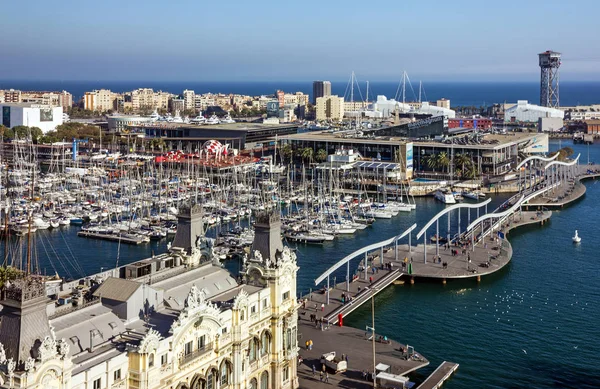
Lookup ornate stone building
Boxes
[0,207,299,389]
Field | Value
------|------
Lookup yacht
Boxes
[462,190,485,200]
[149,110,161,122]
[190,114,207,125]
[221,113,236,124]
[172,110,184,123]
[206,115,220,125]
[434,189,456,204]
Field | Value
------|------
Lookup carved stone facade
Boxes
[0,210,299,389]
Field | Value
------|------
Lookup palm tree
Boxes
[454,153,472,178]
[301,147,314,164]
[316,149,328,163]
[425,154,438,171]
[437,152,450,173]
[281,144,293,163]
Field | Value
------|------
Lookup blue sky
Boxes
[2,0,600,82]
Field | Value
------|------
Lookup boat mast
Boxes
[26,166,34,276]
[2,166,8,267]
[402,71,406,105]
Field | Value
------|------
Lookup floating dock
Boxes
[418,361,459,389]
[77,231,147,245]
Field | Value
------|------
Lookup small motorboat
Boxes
[572,230,581,243]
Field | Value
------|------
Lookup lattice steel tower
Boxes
[539,50,561,108]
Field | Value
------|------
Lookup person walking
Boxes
[312,364,316,376]
[321,303,325,312]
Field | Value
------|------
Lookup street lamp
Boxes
[371,288,378,389]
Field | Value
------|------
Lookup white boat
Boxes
[462,190,485,200]
[452,192,464,202]
[33,218,51,230]
[206,115,220,125]
[462,191,479,200]
[221,113,235,124]
[50,219,60,228]
[434,189,456,204]
[572,230,581,243]
[190,114,207,124]
[149,110,161,122]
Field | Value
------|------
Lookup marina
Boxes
[0,132,598,389]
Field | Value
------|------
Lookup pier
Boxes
[418,361,459,389]
[76,230,148,245]
[299,153,597,388]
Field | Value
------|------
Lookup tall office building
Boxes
[312,81,331,104]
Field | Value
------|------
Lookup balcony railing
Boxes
[179,343,213,366]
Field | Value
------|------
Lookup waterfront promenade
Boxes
[298,155,597,388]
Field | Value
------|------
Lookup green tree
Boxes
[149,138,166,151]
[437,152,450,173]
[301,147,314,164]
[280,144,293,163]
[12,126,43,141]
[454,153,472,178]
[425,154,438,171]
[0,266,21,290]
[315,149,328,163]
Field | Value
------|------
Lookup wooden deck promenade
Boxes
[418,361,459,389]
[297,322,429,389]
[382,210,551,282]
[517,164,600,208]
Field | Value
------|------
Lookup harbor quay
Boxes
[296,176,575,387]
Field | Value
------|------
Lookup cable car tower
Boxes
[539,50,561,108]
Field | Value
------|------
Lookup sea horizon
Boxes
[2,79,600,108]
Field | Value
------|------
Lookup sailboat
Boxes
[572,230,581,243]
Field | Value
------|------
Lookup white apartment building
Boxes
[183,89,195,111]
[316,95,344,121]
[0,207,300,389]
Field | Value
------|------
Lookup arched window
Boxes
[261,332,270,356]
[191,377,206,389]
[148,353,154,368]
[249,378,258,389]
[206,369,217,389]
[249,338,257,362]
[220,361,232,386]
[260,371,269,389]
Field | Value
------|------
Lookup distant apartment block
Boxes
[284,92,309,107]
[316,95,344,121]
[131,88,170,111]
[2,89,22,103]
[84,89,118,112]
[437,98,451,110]
[343,101,369,112]
[312,81,331,104]
[183,89,195,111]
[20,91,73,110]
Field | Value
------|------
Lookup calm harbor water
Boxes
[3,139,598,388]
